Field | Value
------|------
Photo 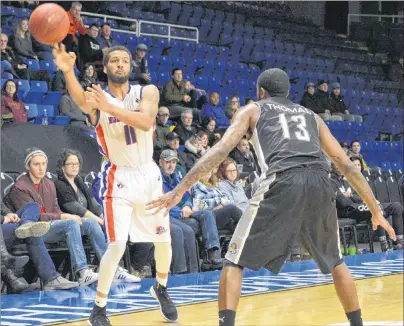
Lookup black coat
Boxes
[172,122,197,145]
[314,90,329,114]
[300,92,317,110]
[328,93,348,114]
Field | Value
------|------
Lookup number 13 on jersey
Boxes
[124,125,137,145]
[279,113,310,142]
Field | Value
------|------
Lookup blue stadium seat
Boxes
[2,72,14,80]
[23,92,45,104]
[23,58,40,71]
[16,79,30,98]
[29,81,48,93]
[42,92,63,106]
[39,60,57,74]
[24,103,38,119]
[37,105,55,118]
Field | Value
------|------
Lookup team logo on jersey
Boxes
[228,242,238,255]
[117,183,124,189]
[156,226,167,235]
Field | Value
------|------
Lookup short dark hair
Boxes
[101,23,110,28]
[103,45,133,66]
[257,68,290,98]
[350,140,360,147]
[350,156,364,172]
[172,68,181,75]
[56,148,83,177]
[89,23,99,29]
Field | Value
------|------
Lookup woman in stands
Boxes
[190,170,243,232]
[216,158,249,213]
[199,116,221,147]
[197,130,210,151]
[225,95,240,124]
[1,80,27,123]
[54,148,140,282]
[79,63,100,89]
[9,19,38,61]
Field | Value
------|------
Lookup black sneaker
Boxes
[87,305,111,326]
[150,281,178,322]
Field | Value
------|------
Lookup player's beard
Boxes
[106,67,130,84]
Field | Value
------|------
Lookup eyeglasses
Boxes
[65,163,80,167]
[226,169,237,173]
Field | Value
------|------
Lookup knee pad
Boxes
[223,258,244,270]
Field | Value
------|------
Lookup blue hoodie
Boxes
[200,103,230,127]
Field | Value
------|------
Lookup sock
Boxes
[346,309,363,326]
[95,295,107,308]
[156,275,168,287]
[219,310,236,326]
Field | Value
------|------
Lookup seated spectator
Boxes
[159,149,223,271]
[5,148,99,286]
[328,83,362,123]
[245,98,254,105]
[158,150,198,274]
[217,158,249,213]
[1,80,28,123]
[54,149,138,282]
[78,24,103,67]
[97,23,119,50]
[340,141,349,155]
[130,44,151,85]
[62,1,87,53]
[201,92,230,128]
[58,91,94,132]
[197,130,210,151]
[185,80,207,110]
[32,38,53,61]
[159,132,190,174]
[300,82,316,110]
[153,106,171,160]
[230,137,257,174]
[1,33,50,83]
[184,135,205,166]
[315,80,343,121]
[1,202,79,292]
[162,68,199,119]
[199,116,221,147]
[347,140,369,170]
[224,95,240,124]
[172,109,197,145]
[9,19,38,61]
[52,70,66,93]
[79,63,99,89]
[190,170,243,232]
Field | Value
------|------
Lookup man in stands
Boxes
[230,138,257,174]
[328,83,362,123]
[201,92,230,128]
[154,106,171,160]
[130,44,151,85]
[160,132,190,174]
[162,68,199,120]
[5,148,99,286]
[300,82,316,110]
[159,149,224,271]
[315,80,342,121]
[78,24,103,67]
[98,23,119,50]
[172,109,197,145]
[348,140,369,170]
[62,1,87,53]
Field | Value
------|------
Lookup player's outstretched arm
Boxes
[316,115,396,240]
[86,84,158,132]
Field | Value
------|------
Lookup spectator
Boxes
[1,80,28,123]
[199,116,221,147]
[79,63,99,89]
[224,95,240,124]
[32,38,53,61]
[328,83,363,123]
[184,135,205,166]
[58,91,94,132]
[162,68,199,119]
[315,80,342,121]
[229,138,257,174]
[1,33,50,83]
[185,80,207,110]
[130,43,151,85]
[1,202,79,292]
[216,158,249,213]
[348,140,369,170]
[78,24,103,67]
[197,130,210,151]
[62,1,87,53]
[300,82,316,110]
[52,70,66,93]
[201,92,230,128]
[97,23,119,50]
[172,109,197,145]
[340,141,349,154]
[54,149,139,282]
[160,132,190,174]
[9,19,38,60]
[190,171,243,232]
[154,106,171,159]
[245,98,254,105]
[5,148,99,286]
[159,149,223,271]
[159,150,198,274]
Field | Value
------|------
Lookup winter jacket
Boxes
[78,34,103,65]
[162,79,187,104]
[172,121,197,145]
[328,93,348,114]
[314,90,329,114]
[217,180,249,212]
[153,121,170,152]
[300,92,317,110]
[230,148,257,174]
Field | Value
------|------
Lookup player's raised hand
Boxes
[372,211,396,241]
[52,43,76,73]
[146,190,184,217]
[85,84,111,113]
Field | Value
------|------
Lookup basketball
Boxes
[29,3,70,45]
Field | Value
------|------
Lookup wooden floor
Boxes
[62,274,403,326]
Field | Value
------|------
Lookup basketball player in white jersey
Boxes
[52,44,177,326]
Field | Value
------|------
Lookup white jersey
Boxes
[95,85,155,168]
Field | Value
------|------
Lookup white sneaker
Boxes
[77,269,99,286]
[114,267,141,283]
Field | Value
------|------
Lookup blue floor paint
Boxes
[1,251,403,326]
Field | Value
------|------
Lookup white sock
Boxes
[156,275,168,287]
[95,295,107,308]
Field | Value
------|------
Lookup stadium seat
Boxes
[24,103,38,119]
[37,105,56,118]
[42,92,63,106]
[29,81,48,93]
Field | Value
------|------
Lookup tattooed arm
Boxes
[175,104,259,195]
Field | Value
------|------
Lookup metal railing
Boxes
[347,13,404,35]
[81,11,199,43]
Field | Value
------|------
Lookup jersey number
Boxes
[279,113,310,142]
[124,125,137,145]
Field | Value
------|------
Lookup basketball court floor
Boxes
[1,250,402,326]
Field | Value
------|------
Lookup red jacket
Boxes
[1,95,27,123]
[67,10,87,42]
[5,174,62,221]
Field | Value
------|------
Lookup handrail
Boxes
[347,13,404,35]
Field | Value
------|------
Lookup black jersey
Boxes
[250,96,329,176]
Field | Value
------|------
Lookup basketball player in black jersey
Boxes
[147,68,396,326]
